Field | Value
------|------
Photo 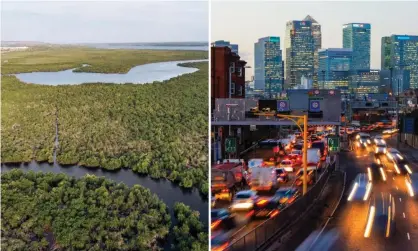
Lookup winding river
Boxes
[14,59,207,85]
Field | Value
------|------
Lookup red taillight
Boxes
[211,219,221,229]
[221,189,229,193]
[246,210,254,218]
[288,197,295,204]
[257,199,268,206]
[280,173,286,177]
[270,210,279,218]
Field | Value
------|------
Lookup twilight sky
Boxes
[212,1,418,79]
[1,1,208,43]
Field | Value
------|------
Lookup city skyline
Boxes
[212,1,418,80]
[2,1,208,43]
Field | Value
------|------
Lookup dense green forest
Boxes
[1,170,171,250]
[1,48,208,194]
[2,46,207,74]
[171,203,208,251]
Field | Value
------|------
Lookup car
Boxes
[211,232,230,251]
[374,142,387,155]
[346,127,355,134]
[230,190,258,211]
[347,173,372,202]
[364,193,396,238]
[386,148,401,161]
[311,141,327,160]
[294,131,302,137]
[405,173,418,197]
[372,135,385,145]
[367,163,387,182]
[280,159,294,172]
[383,128,398,134]
[253,187,300,218]
[289,150,303,164]
[356,133,372,145]
[211,209,236,231]
[391,156,412,175]
[275,168,289,183]
[294,169,315,186]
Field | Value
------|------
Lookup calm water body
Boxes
[1,162,208,226]
[14,59,207,85]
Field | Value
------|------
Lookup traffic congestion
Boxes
[303,122,418,251]
[211,126,335,250]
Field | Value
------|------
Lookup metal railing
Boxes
[225,160,337,251]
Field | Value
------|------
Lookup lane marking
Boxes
[396,186,399,190]
[400,198,402,202]
[403,212,406,218]
[393,177,395,180]
[407,232,410,240]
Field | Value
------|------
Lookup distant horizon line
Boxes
[1,40,208,44]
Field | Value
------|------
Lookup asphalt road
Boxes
[268,131,418,251]
[315,133,418,251]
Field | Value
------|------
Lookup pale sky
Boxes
[1,1,208,43]
[212,1,418,79]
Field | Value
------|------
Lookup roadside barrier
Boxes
[225,160,337,251]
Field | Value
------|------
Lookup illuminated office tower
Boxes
[343,23,371,71]
[254,36,284,95]
[318,48,352,93]
[381,35,418,90]
[303,15,322,88]
[285,20,315,88]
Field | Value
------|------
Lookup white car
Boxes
[373,135,384,144]
[375,143,387,154]
[386,148,401,160]
[280,159,294,172]
[230,190,258,211]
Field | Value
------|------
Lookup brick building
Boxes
[211,45,247,161]
[211,46,247,109]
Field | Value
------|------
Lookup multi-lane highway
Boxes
[303,132,418,251]
[212,133,327,248]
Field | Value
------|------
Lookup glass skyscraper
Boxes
[318,48,352,92]
[381,35,418,90]
[350,70,382,95]
[343,23,371,71]
[212,40,239,55]
[303,15,322,88]
[254,36,284,95]
[285,20,315,88]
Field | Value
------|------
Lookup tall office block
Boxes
[318,48,352,92]
[343,23,371,71]
[254,36,283,95]
[285,20,315,88]
[303,15,322,88]
[350,70,381,95]
[381,35,418,89]
[212,40,239,55]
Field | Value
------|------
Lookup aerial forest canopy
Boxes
[1,170,171,250]
[1,48,208,194]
